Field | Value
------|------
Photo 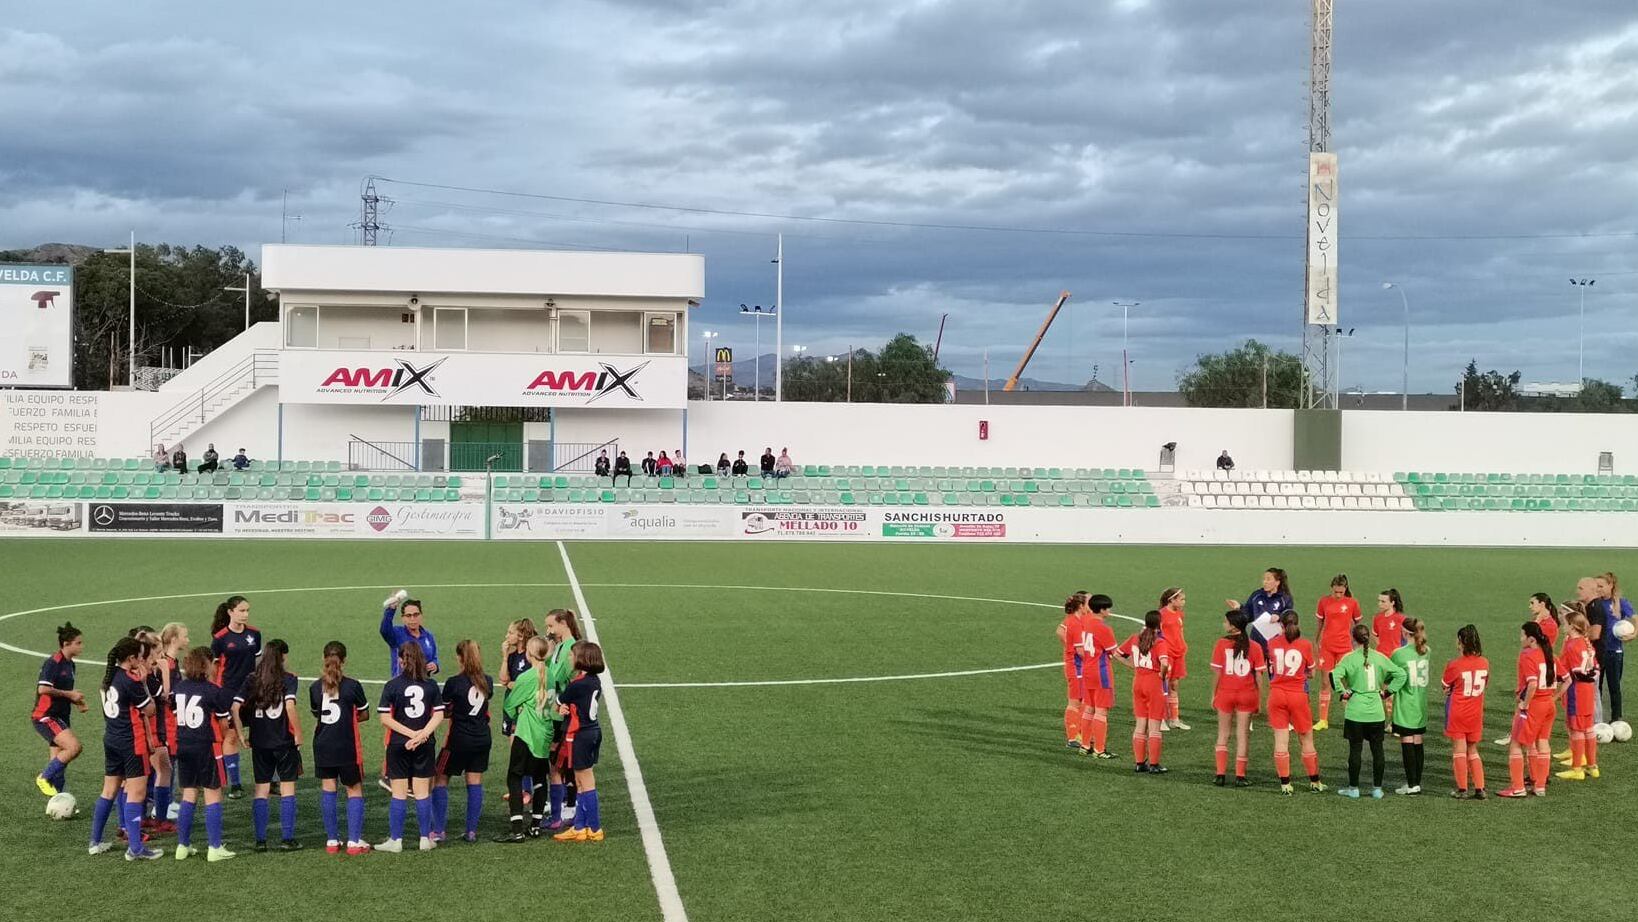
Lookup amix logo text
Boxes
[525,361,649,404]
[319,358,447,402]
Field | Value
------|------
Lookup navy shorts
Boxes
[252,745,303,784]
[570,726,602,772]
[437,745,490,777]
[33,716,69,745]
[104,744,145,779]
[176,747,224,790]
[386,744,435,780]
[316,763,364,787]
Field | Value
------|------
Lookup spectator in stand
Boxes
[656,452,673,477]
[153,443,169,472]
[673,449,687,480]
[732,451,750,479]
[172,444,189,474]
[1216,450,1235,472]
[760,448,776,478]
[612,452,633,487]
[594,451,611,478]
[716,453,731,477]
[231,448,251,471]
[774,448,793,480]
[641,452,657,477]
[197,443,220,474]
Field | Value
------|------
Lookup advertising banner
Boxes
[605,505,735,539]
[279,350,687,409]
[878,510,1007,539]
[0,263,73,388]
[87,502,223,534]
[226,504,359,537]
[1305,153,1339,326]
[740,508,868,538]
[2,391,110,461]
[0,501,83,535]
[493,504,607,537]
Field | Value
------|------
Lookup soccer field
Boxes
[3,538,1636,922]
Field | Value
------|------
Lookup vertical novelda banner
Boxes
[1305,153,1338,326]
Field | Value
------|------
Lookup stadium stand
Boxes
[1394,471,1638,512]
[1175,468,1414,511]
[0,458,462,502]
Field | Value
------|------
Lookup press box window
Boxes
[645,313,676,354]
[285,305,318,348]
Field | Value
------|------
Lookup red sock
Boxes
[1168,697,1180,722]
[1586,737,1598,768]
[1214,746,1228,775]
[1274,751,1291,780]
[1077,708,1096,747]
[1147,733,1163,765]
[1301,751,1318,779]
[1453,754,1469,789]
[1570,736,1585,768]
[1133,736,1147,763]
[1064,705,1081,742]
[1318,689,1331,722]
[1508,752,1525,790]
[1235,756,1248,778]
[1090,714,1109,754]
[1532,753,1550,786]
[1469,754,1485,789]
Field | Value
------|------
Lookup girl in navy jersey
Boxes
[311,641,371,855]
[33,622,86,797]
[170,646,236,862]
[553,642,606,841]
[433,640,493,843]
[210,595,260,798]
[498,618,536,806]
[145,624,187,831]
[377,642,445,852]
[236,639,302,851]
[90,637,161,860]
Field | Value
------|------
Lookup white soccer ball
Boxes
[1613,720,1633,743]
[1614,620,1636,642]
[1593,723,1615,744]
[46,792,76,820]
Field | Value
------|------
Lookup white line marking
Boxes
[621,661,1061,688]
[557,541,688,922]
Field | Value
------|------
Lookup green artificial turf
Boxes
[2,539,1636,922]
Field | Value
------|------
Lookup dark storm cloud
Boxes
[2,0,1636,392]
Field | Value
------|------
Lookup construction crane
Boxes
[1003,290,1071,391]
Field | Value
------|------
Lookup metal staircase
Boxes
[148,351,279,448]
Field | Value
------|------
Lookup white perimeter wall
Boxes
[1341,410,1638,474]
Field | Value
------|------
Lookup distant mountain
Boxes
[950,374,1115,393]
[690,353,781,391]
[0,243,98,265]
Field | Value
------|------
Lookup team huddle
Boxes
[30,592,607,861]
[1057,570,1634,798]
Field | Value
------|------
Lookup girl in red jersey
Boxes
[1442,624,1489,799]
[1055,593,1089,750]
[1555,608,1600,781]
[1313,574,1359,730]
[1373,589,1408,725]
[1158,588,1190,731]
[1210,611,1265,787]
[1500,621,1558,798]
[1268,610,1326,794]
[1529,593,1561,649]
[1115,611,1171,774]
[1077,594,1121,759]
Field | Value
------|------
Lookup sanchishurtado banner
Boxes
[279,350,688,409]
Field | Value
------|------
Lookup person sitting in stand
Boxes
[172,444,189,474]
[1216,450,1235,472]
[732,451,750,480]
[760,448,776,478]
[594,451,611,478]
[774,448,793,480]
[611,452,633,487]
[672,449,687,480]
[231,448,251,471]
[641,452,657,477]
[656,452,673,477]
[153,443,169,472]
[716,453,731,477]
[197,443,220,474]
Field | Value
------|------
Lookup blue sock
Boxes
[388,796,406,841]
[583,789,599,831]
[224,753,241,787]
[521,774,533,800]
[465,783,483,836]
[177,800,196,847]
[431,786,449,835]
[346,796,365,843]
[280,794,297,840]
[42,757,63,786]
[122,801,144,854]
[320,790,339,842]
[154,786,171,824]
[205,802,224,849]
[252,797,269,842]
[414,797,432,839]
[90,795,114,845]
[549,783,566,822]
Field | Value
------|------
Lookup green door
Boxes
[449,421,523,472]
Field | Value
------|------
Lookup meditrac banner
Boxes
[279,350,688,409]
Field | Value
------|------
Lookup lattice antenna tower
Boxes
[354,176,392,246]
[1302,0,1336,408]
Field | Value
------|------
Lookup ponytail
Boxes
[547,609,584,642]
[160,622,188,655]
[1266,567,1290,597]
[1351,623,1371,657]
[1331,574,1351,598]
[321,641,347,696]
[397,641,429,683]
[1138,611,1161,656]
[1226,610,1250,661]
[1280,609,1301,641]
[56,621,82,649]
[1523,621,1556,686]
[1383,588,1404,614]
[1532,593,1560,625]
[211,594,247,634]
[457,639,490,698]
[102,638,143,691]
[527,635,551,715]
[1404,617,1429,656]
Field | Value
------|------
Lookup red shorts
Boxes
[1065,673,1085,702]
[1318,642,1352,672]
[1082,684,1115,710]
[1565,681,1597,732]
[1168,651,1188,681]
[1213,685,1259,714]
[1566,714,1594,733]
[1511,698,1556,745]
[1267,688,1314,734]
[1132,677,1167,721]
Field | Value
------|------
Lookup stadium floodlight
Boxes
[1570,279,1595,384]
[103,231,135,387]
[1112,301,1140,407]
[739,304,776,401]
[1381,283,1410,411]
[224,273,252,332]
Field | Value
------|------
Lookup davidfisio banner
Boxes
[279,350,687,409]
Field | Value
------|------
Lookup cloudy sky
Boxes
[4,0,1637,393]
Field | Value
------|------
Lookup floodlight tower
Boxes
[1301,0,1337,408]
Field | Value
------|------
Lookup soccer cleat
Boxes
[1337,787,1360,799]
[35,775,58,797]
[1066,740,1083,751]
[1370,788,1384,800]
[1171,720,1192,731]
[462,832,478,843]
[1279,783,1295,796]
[419,836,436,851]
[1556,768,1586,781]
[1234,777,1251,788]
[1554,748,1572,761]
[254,840,268,853]
[279,839,303,852]
[1587,766,1601,779]
[554,827,589,842]
[1134,763,1149,774]
[88,841,113,856]
[1471,788,1487,800]
[1149,765,1169,775]
[1157,721,1171,733]
[1449,788,1469,800]
[1312,719,1329,732]
[543,818,567,831]
[1093,749,1115,760]
[1309,781,1328,793]
[1557,757,1574,767]
[1496,788,1529,798]
[125,846,164,861]
[326,840,341,854]
[174,845,195,861]
[149,820,177,835]
[166,802,180,821]
[493,831,528,843]
[584,829,604,841]
[375,838,403,853]
[207,846,237,862]
[526,825,543,839]
[1492,736,1511,747]
[377,778,393,793]
[1531,787,1547,798]
[346,842,372,856]
[1213,775,1226,787]
[227,785,244,800]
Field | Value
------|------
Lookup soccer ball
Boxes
[1593,723,1615,744]
[1613,720,1633,743]
[45,792,76,820]
[1614,620,1636,642]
